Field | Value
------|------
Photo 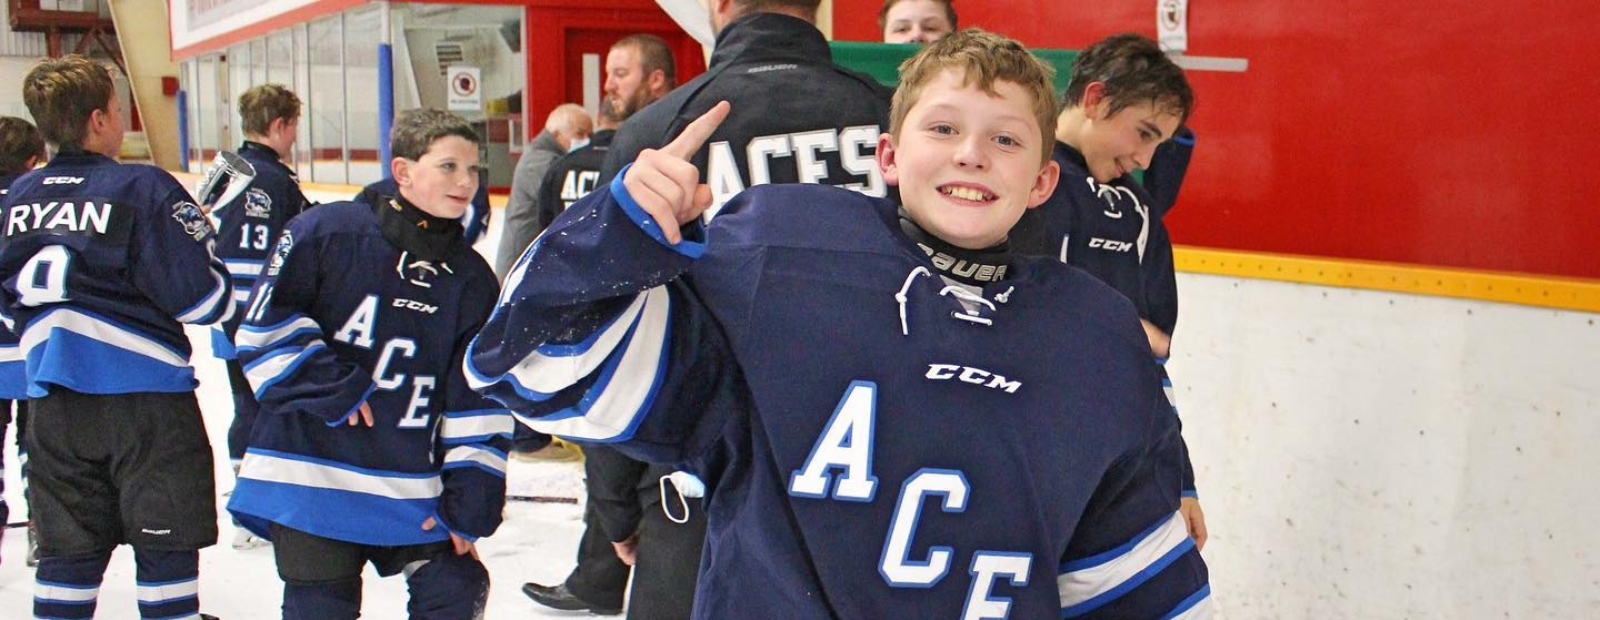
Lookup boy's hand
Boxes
[623,101,731,244]
[347,401,374,427]
[1180,496,1207,551]
[421,516,480,559]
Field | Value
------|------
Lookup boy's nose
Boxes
[953,138,987,168]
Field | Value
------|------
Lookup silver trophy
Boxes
[194,151,256,214]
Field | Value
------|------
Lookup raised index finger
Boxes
[660,101,731,160]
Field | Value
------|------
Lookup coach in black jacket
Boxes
[600,0,893,222]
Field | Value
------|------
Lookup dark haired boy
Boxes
[228,108,510,620]
[0,55,234,620]
[1009,32,1209,547]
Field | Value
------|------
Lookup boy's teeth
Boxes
[945,187,987,201]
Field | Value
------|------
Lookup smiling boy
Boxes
[228,108,511,619]
[469,30,1210,619]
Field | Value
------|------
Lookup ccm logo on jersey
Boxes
[393,298,438,314]
[1088,237,1133,252]
[925,364,1021,394]
[42,176,85,185]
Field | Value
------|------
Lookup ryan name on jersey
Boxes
[5,199,114,237]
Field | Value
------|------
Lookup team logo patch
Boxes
[170,201,212,241]
[266,229,294,277]
[244,188,273,219]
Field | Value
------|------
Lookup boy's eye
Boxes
[930,124,956,135]
[995,134,1021,148]
[440,162,457,172]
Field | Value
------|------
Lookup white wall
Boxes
[1170,273,1600,618]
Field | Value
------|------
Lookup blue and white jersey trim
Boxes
[0,343,26,399]
[1058,511,1195,617]
[243,343,327,400]
[1159,584,1213,620]
[443,444,508,477]
[519,286,670,442]
[22,308,187,367]
[18,307,196,395]
[175,263,234,325]
[467,289,651,400]
[439,409,515,445]
[238,449,442,500]
[235,315,323,355]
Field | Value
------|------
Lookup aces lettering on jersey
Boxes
[332,294,436,429]
[702,124,885,221]
[788,381,1032,620]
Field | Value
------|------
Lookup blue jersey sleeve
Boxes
[466,171,739,464]
[234,218,376,425]
[1056,382,1211,619]
[132,178,235,326]
[434,302,514,541]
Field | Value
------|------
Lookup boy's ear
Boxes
[1024,158,1060,210]
[390,157,412,187]
[1082,82,1110,119]
[875,133,901,187]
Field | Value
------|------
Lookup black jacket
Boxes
[601,12,893,221]
[535,129,616,235]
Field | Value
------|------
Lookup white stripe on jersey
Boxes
[232,289,254,303]
[523,286,670,442]
[21,309,188,366]
[34,580,100,603]
[440,410,515,443]
[0,344,19,363]
[1058,511,1192,611]
[239,450,442,500]
[443,445,507,476]
[176,264,234,324]
[137,578,198,603]
[244,343,325,397]
[236,315,322,352]
[486,289,651,397]
[223,259,264,277]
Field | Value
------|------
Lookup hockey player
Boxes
[207,84,313,550]
[1007,33,1208,547]
[469,29,1211,619]
[599,0,893,219]
[0,114,45,567]
[228,108,511,620]
[1,55,233,620]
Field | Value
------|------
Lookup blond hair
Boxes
[889,29,1057,163]
[22,55,114,150]
[239,84,302,137]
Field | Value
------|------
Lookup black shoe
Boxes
[521,582,622,615]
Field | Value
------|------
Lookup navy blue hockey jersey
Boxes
[355,177,491,247]
[468,177,1211,619]
[0,172,24,399]
[227,202,511,546]
[209,141,312,359]
[1010,142,1195,496]
[0,153,233,396]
